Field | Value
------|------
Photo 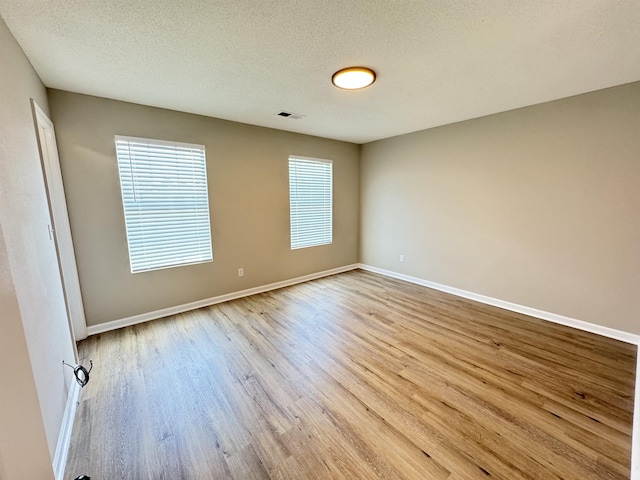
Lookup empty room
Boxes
[1,1,639,479]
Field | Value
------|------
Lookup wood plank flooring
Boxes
[65,270,636,479]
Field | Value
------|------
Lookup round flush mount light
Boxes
[332,67,376,90]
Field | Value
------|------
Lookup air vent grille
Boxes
[276,111,305,120]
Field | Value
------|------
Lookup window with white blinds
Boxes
[115,136,212,273]
[289,156,333,250]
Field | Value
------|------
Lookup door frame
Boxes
[32,100,88,341]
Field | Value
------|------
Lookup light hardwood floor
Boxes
[65,270,636,479]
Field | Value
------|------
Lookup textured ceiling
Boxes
[1,0,639,143]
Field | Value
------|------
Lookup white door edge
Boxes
[31,100,88,341]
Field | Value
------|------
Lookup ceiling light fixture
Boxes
[332,67,376,90]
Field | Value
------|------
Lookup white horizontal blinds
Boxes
[115,136,212,273]
[289,156,333,249]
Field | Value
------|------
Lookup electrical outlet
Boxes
[399,255,405,263]
[238,268,244,277]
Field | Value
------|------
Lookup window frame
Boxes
[115,135,213,274]
[288,155,333,250]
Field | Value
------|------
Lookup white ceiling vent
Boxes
[276,111,305,120]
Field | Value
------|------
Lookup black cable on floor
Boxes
[63,360,93,388]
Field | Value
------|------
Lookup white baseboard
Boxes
[633,353,640,480]
[86,264,359,336]
[52,379,81,480]
[358,264,640,346]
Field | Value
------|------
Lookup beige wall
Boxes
[0,228,53,479]
[361,82,640,334]
[0,16,76,478]
[48,90,360,327]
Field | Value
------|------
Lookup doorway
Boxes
[32,100,87,341]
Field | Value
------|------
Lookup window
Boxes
[115,136,212,273]
[289,156,333,249]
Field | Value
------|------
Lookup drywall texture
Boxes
[0,227,54,479]
[48,90,360,326]
[361,82,640,335]
[0,16,76,478]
